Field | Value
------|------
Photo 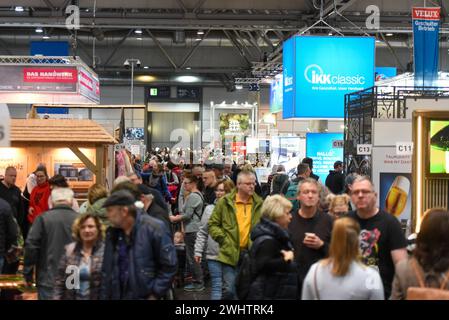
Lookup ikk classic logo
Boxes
[303,64,366,86]
[283,36,375,119]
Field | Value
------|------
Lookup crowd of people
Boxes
[1,154,449,300]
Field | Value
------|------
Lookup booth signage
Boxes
[0,66,77,93]
[396,142,414,155]
[375,67,397,81]
[306,133,344,181]
[269,75,283,114]
[372,147,412,222]
[413,7,440,87]
[78,67,100,104]
[282,37,296,119]
[283,36,375,119]
[357,144,372,155]
[333,140,344,148]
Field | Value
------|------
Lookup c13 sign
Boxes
[283,36,375,119]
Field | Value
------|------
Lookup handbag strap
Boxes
[411,258,449,289]
[313,263,321,300]
[439,269,449,290]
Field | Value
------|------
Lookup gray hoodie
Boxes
[194,203,219,261]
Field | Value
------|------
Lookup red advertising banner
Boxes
[79,67,100,103]
[23,68,78,83]
[412,7,440,20]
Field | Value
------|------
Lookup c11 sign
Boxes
[283,36,375,119]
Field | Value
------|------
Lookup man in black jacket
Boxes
[301,158,320,181]
[0,198,18,274]
[0,167,24,229]
[0,167,23,277]
[138,184,171,232]
[202,169,217,205]
[23,188,78,300]
[325,161,345,194]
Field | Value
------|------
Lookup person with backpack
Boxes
[391,208,449,300]
[270,165,290,196]
[285,163,311,211]
[302,217,384,300]
[243,195,298,300]
[169,173,205,292]
[148,163,171,203]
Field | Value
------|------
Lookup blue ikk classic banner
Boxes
[282,37,295,119]
[306,132,344,182]
[283,36,375,119]
[412,7,440,87]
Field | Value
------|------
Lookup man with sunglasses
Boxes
[347,176,407,299]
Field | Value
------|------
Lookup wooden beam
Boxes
[96,145,105,185]
[68,146,98,177]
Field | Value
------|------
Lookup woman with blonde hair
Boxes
[302,217,384,300]
[53,213,105,300]
[326,194,350,219]
[245,195,298,300]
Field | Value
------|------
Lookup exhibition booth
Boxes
[0,119,116,201]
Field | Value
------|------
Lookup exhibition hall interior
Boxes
[1,0,449,302]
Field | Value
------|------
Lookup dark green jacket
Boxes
[208,190,263,267]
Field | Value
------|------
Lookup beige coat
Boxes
[391,257,449,300]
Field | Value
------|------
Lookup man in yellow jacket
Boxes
[208,170,263,300]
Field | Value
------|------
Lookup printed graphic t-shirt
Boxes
[347,210,407,298]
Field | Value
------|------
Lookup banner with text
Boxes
[413,7,440,87]
[306,133,344,182]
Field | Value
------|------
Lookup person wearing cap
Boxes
[138,184,171,232]
[23,188,78,300]
[325,161,345,195]
[100,190,177,300]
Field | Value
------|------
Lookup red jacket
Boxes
[28,181,51,224]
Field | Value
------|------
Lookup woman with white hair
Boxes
[245,195,298,300]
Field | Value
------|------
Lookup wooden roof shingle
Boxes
[10,119,117,144]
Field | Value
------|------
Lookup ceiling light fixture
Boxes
[135,29,143,34]
[143,66,149,69]
[176,75,201,83]
[42,35,50,40]
[15,6,24,12]
[35,27,43,33]
[386,33,393,36]
[197,30,204,35]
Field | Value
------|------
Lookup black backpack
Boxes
[192,191,206,220]
[271,174,290,195]
[235,235,272,300]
